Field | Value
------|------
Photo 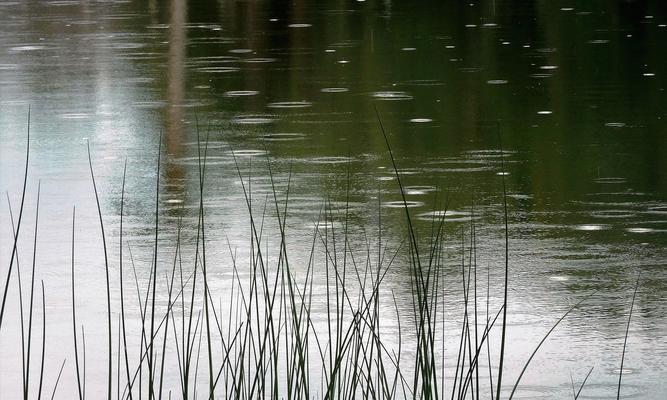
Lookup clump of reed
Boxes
[0,111,642,400]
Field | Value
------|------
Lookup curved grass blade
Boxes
[617,272,641,400]
[496,123,510,400]
[508,291,597,399]
[87,141,113,400]
[575,366,594,399]
[50,359,66,400]
[0,106,31,332]
[37,281,46,400]
[70,207,84,400]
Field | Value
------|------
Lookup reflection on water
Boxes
[0,0,666,398]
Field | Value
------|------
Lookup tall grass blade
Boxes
[24,181,41,400]
[71,207,84,400]
[37,281,46,400]
[495,124,509,400]
[119,159,133,399]
[575,366,594,399]
[50,359,66,400]
[86,141,113,400]
[0,106,30,332]
[617,272,641,400]
[508,292,596,399]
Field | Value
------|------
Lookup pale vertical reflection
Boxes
[148,0,158,20]
[80,0,90,15]
[166,0,186,183]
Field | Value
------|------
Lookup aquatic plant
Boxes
[0,113,642,400]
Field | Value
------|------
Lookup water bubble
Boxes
[405,186,437,195]
[371,91,413,101]
[229,48,253,54]
[643,73,655,77]
[320,87,349,93]
[9,45,45,52]
[267,101,312,109]
[647,205,667,215]
[302,156,356,165]
[260,133,306,142]
[383,201,424,209]
[605,122,626,128]
[612,368,635,375]
[305,221,343,230]
[626,227,655,234]
[409,118,432,123]
[243,57,277,63]
[224,90,259,97]
[573,224,610,231]
[229,149,267,157]
[401,47,417,51]
[288,23,312,28]
[594,177,626,184]
[591,210,636,219]
[231,115,275,125]
[59,113,93,120]
[487,79,508,85]
[196,66,240,73]
[537,110,552,115]
[416,210,473,222]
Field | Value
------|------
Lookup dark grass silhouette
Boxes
[0,112,641,399]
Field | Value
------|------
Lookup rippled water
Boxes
[1,1,666,399]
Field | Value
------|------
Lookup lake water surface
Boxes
[1,1,666,399]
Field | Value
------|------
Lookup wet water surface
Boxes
[1,1,666,399]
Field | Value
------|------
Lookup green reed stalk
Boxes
[508,291,597,399]
[70,206,84,400]
[495,125,509,400]
[119,159,133,400]
[37,281,46,400]
[87,142,113,400]
[0,107,30,332]
[7,195,29,399]
[617,272,641,400]
[50,359,66,400]
[24,182,41,400]
[574,366,593,399]
[147,133,162,400]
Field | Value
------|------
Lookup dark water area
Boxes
[1,1,666,398]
